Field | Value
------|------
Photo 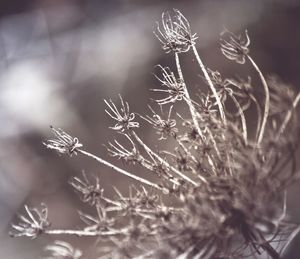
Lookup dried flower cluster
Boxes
[10,9,300,259]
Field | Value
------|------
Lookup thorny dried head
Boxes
[220,29,250,64]
[154,9,197,53]
[44,126,83,156]
[206,69,233,103]
[140,105,178,140]
[10,204,50,239]
[106,134,141,164]
[105,95,139,132]
[152,65,185,105]
[69,172,104,206]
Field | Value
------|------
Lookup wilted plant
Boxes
[10,9,300,259]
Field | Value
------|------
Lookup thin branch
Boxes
[45,228,127,237]
[277,92,300,138]
[230,94,248,145]
[77,149,167,193]
[247,55,270,145]
[192,45,226,122]
[175,52,205,140]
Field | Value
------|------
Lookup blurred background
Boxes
[0,0,300,258]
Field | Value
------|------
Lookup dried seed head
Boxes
[140,105,178,140]
[154,9,197,53]
[9,204,50,239]
[69,172,104,206]
[105,95,139,132]
[79,205,115,232]
[44,126,83,156]
[220,29,250,64]
[152,65,185,105]
[106,134,141,164]
[44,241,82,259]
[197,94,218,117]
[227,76,254,99]
[206,69,233,103]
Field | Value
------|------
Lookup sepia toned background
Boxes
[0,0,299,258]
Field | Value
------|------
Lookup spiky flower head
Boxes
[106,134,141,165]
[44,126,83,156]
[104,95,139,132]
[140,105,178,140]
[152,65,185,105]
[220,29,250,64]
[69,172,104,206]
[9,204,50,239]
[154,9,197,53]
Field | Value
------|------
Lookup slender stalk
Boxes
[175,52,204,140]
[280,225,300,256]
[191,46,233,175]
[192,45,226,122]
[207,129,221,158]
[247,55,270,145]
[77,149,167,192]
[250,93,262,142]
[277,92,300,138]
[230,94,248,145]
[45,228,127,237]
[131,130,200,186]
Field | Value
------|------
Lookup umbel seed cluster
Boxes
[10,9,300,259]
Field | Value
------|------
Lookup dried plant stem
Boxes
[131,130,199,186]
[45,229,127,237]
[175,55,222,172]
[277,92,300,138]
[230,95,248,144]
[192,45,226,122]
[175,52,204,140]
[250,93,262,142]
[191,46,233,174]
[175,137,197,163]
[280,225,300,256]
[139,156,181,186]
[247,55,270,145]
[207,129,221,158]
[77,149,166,192]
